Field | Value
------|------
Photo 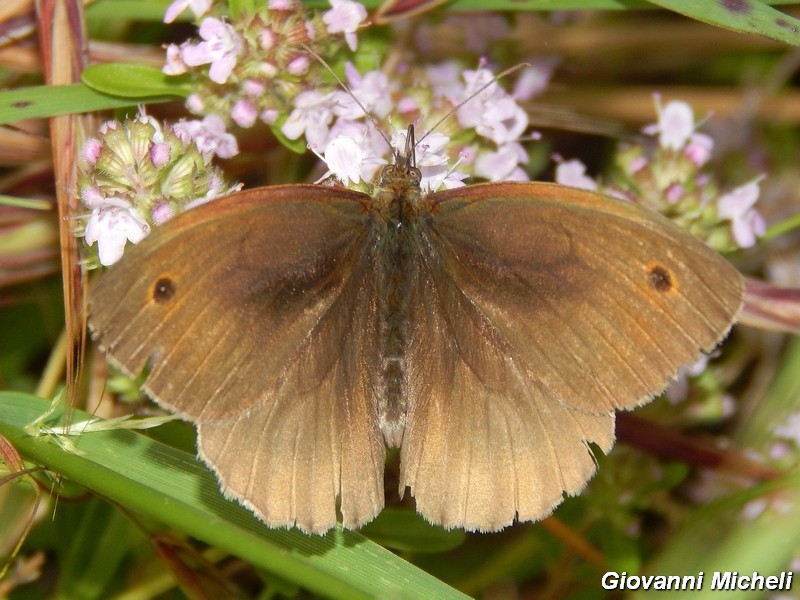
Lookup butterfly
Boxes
[89,125,743,533]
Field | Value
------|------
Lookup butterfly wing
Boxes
[400,182,743,531]
[90,185,386,533]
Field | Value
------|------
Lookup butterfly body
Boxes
[90,161,743,533]
[371,161,425,448]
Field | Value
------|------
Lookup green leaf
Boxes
[646,0,800,46]
[0,84,174,126]
[82,63,191,98]
[0,392,468,600]
[270,120,311,154]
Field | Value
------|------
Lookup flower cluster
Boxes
[161,1,552,194]
[556,97,767,251]
[163,0,366,132]
[303,59,552,193]
[78,112,238,266]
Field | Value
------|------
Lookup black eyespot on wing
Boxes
[153,277,176,303]
[646,263,673,292]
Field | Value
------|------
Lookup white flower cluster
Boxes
[556,97,766,250]
[290,60,553,192]
[79,113,237,266]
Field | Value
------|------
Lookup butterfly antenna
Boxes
[301,44,393,151]
[416,62,531,147]
[404,124,416,168]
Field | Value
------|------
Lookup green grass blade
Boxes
[82,0,800,18]
[0,84,176,126]
[635,474,800,599]
[0,392,469,600]
[636,340,800,598]
[58,499,144,599]
[646,0,800,45]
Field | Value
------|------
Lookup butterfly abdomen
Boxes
[373,171,422,448]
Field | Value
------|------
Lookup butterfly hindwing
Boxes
[401,232,615,530]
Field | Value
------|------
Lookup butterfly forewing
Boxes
[425,182,743,413]
[397,181,742,530]
[90,185,387,533]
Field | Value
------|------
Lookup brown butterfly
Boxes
[89,126,743,534]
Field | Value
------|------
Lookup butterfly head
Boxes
[378,125,422,188]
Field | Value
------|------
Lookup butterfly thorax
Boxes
[371,161,425,448]
[372,161,424,219]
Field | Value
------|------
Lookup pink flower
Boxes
[481,98,528,145]
[261,109,278,124]
[457,68,528,145]
[163,44,188,76]
[332,63,393,120]
[426,61,464,100]
[513,58,558,101]
[742,499,768,521]
[397,97,418,114]
[81,138,103,165]
[288,55,310,76]
[684,132,714,166]
[424,164,468,191]
[410,130,447,171]
[98,120,118,135]
[259,29,276,50]
[173,115,239,159]
[186,93,204,113]
[474,143,529,182]
[81,186,106,209]
[717,178,766,248]
[180,17,243,84]
[231,98,257,128]
[83,198,150,266]
[151,202,174,225]
[149,142,171,168]
[315,120,387,185]
[281,90,335,148]
[319,134,368,186]
[322,0,367,51]
[628,156,648,174]
[665,182,684,203]
[163,0,211,23]
[555,159,597,191]
[643,98,695,150]
[327,119,387,169]
[242,79,265,96]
